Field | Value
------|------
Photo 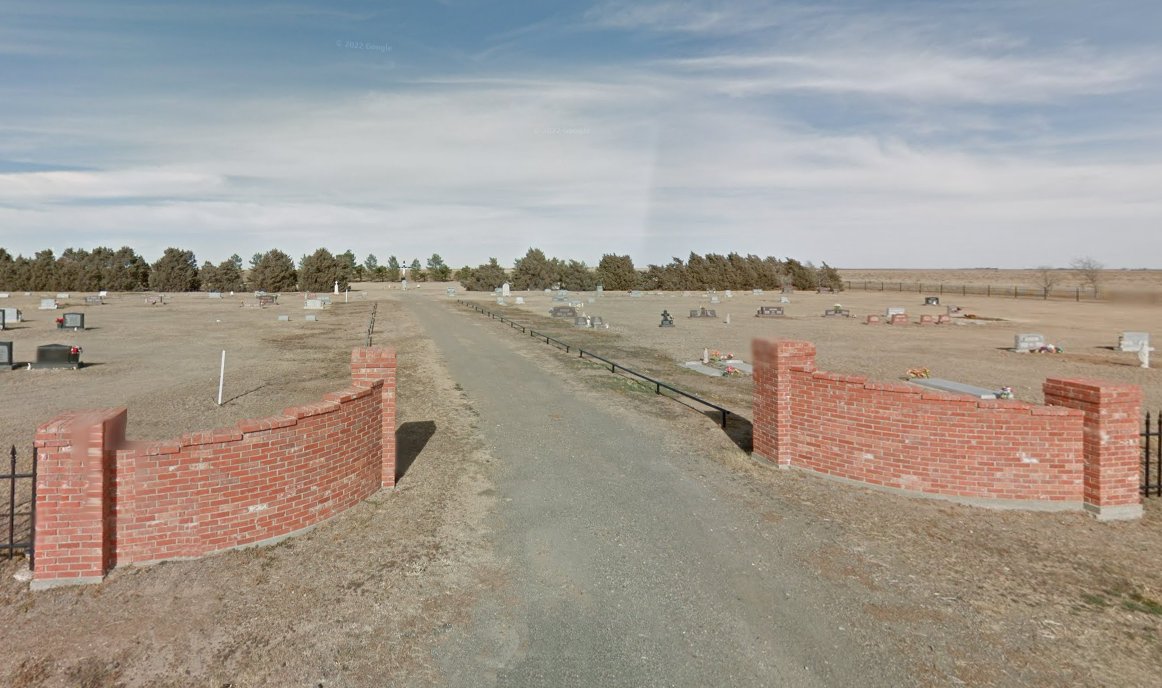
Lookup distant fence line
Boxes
[842,281,1098,302]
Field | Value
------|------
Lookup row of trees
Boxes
[454,249,843,292]
[0,245,845,293]
[0,246,450,293]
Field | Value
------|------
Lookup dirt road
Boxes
[404,295,910,687]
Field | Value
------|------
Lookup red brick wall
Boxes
[32,347,397,589]
[752,339,1142,517]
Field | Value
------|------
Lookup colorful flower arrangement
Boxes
[722,365,744,377]
[709,350,735,362]
[906,367,930,379]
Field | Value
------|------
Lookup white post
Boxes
[217,350,226,405]
[345,289,349,303]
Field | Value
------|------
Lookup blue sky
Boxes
[1,0,1160,269]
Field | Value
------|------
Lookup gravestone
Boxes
[318,295,331,305]
[590,316,605,328]
[305,314,318,322]
[39,298,58,310]
[924,296,940,306]
[552,293,566,302]
[936,314,952,324]
[1138,344,1154,368]
[496,298,507,306]
[888,313,909,325]
[781,285,794,294]
[823,307,850,317]
[32,344,81,369]
[574,316,591,328]
[886,307,906,317]
[145,295,164,305]
[629,290,643,298]
[659,310,675,328]
[502,282,511,297]
[98,290,107,298]
[919,314,935,325]
[550,306,577,318]
[752,289,763,295]
[724,290,733,298]
[596,285,603,295]
[56,293,70,300]
[1014,333,1045,352]
[0,341,11,369]
[817,286,833,294]
[557,290,569,300]
[84,295,103,305]
[0,292,8,298]
[780,296,790,304]
[543,288,552,294]
[257,295,277,307]
[710,296,720,305]
[946,305,963,316]
[208,292,223,299]
[755,306,784,318]
[866,314,882,324]
[493,288,502,296]
[60,312,85,330]
[1119,332,1149,353]
[446,287,456,296]
[0,310,4,330]
[401,279,408,290]
[689,307,717,319]
[277,315,290,322]
[3,308,22,323]
[515,297,525,305]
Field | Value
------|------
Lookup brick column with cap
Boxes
[752,339,816,467]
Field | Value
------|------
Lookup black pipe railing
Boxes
[458,300,732,427]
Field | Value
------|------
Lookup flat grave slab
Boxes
[909,377,998,399]
[683,361,724,377]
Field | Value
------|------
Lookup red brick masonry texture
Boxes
[32,347,396,588]
[752,339,1141,518]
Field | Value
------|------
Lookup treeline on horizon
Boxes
[0,245,843,293]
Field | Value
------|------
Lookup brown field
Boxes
[840,267,1162,303]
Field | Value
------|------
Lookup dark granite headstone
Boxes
[61,312,85,330]
[550,306,577,318]
[823,308,850,317]
[756,306,784,317]
[32,344,81,369]
[688,307,717,318]
[0,341,12,369]
[659,310,675,327]
[0,309,4,331]
[924,296,940,306]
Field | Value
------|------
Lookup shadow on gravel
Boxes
[704,410,753,453]
[396,420,436,481]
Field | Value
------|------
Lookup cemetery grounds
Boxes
[0,271,1158,685]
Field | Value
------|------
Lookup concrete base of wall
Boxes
[1084,503,1144,521]
[30,575,104,591]
[748,451,787,469]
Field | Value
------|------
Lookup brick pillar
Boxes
[31,408,126,589]
[351,347,397,487]
[751,339,816,468]
[1044,378,1143,521]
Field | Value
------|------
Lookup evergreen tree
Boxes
[426,253,451,281]
[250,249,298,291]
[407,258,426,282]
[596,254,637,290]
[298,248,349,292]
[460,258,506,291]
[386,256,402,282]
[149,248,200,292]
[511,248,554,290]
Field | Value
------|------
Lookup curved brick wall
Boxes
[32,347,396,589]
[752,339,1142,516]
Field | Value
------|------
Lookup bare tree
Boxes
[1070,257,1104,298]
[1035,265,1059,299]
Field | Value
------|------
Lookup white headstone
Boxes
[886,307,906,317]
[1014,333,1045,351]
[725,313,731,324]
[710,296,720,304]
[752,289,763,295]
[98,290,108,298]
[515,296,525,305]
[305,314,318,322]
[1119,332,1150,353]
[2,307,21,322]
[501,282,511,297]
[334,280,339,294]
[39,298,57,310]
[305,299,324,309]
[1138,344,1154,368]
[724,290,733,298]
[277,315,290,321]
[0,293,8,298]
[596,285,604,295]
[56,293,69,299]
[780,296,790,304]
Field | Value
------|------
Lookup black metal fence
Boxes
[1144,412,1161,498]
[843,281,1097,302]
[365,302,378,346]
[458,300,732,427]
[2,445,37,567]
